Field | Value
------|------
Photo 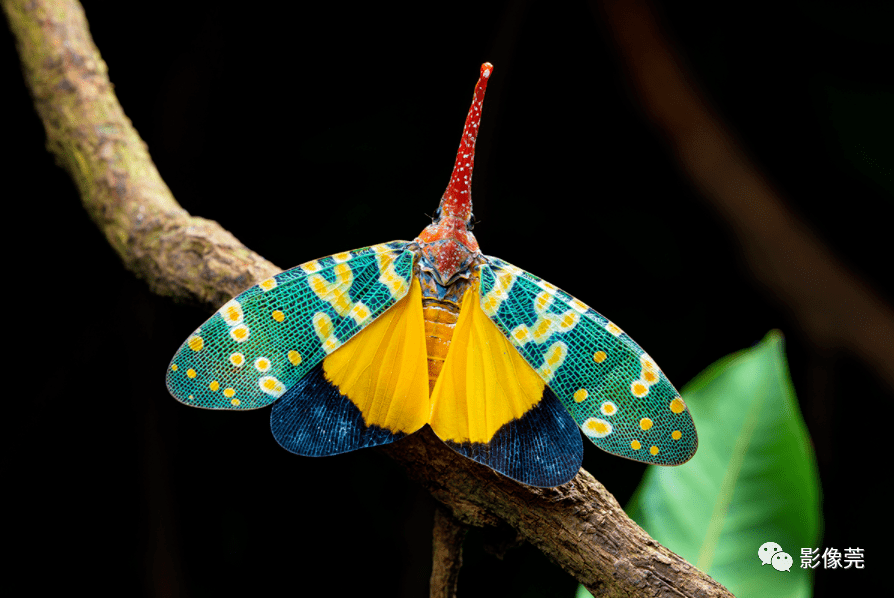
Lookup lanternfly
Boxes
[167,63,697,487]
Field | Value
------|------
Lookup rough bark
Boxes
[384,428,728,597]
[2,0,278,309]
[430,508,468,598]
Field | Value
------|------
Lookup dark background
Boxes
[4,1,889,596]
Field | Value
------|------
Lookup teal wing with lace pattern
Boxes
[166,242,414,410]
[477,257,697,466]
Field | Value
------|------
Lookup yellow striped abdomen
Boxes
[422,298,461,394]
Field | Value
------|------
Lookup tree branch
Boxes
[2,0,278,309]
[4,1,733,596]
[382,428,728,597]
[430,507,468,598]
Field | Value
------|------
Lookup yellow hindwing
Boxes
[322,278,430,434]
[430,282,545,444]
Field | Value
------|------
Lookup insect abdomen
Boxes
[422,298,461,394]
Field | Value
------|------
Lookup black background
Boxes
[4,1,889,596]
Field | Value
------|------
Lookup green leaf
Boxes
[578,331,821,598]
[618,331,822,597]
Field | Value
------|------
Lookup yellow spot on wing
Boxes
[430,284,545,444]
[670,397,686,414]
[593,351,607,363]
[537,342,567,381]
[309,275,328,297]
[512,326,529,342]
[349,302,371,324]
[308,270,355,317]
[259,376,285,397]
[547,346,565,365]
[573,388,588,403]
[481,294,501,315]
[272,310,285,322]
[379,260,408,297]
[558,312,579,330]
[640,418,653,431]
[331,293,353,317]
[187,336,203,352]
[534,291,552,313]
[502,263,522,276]
[209,381,219,391]
[219,300,244,326]
[640,354,659,371]
[323,337,342,354]
[288,350,302,366]
[230,325,250,342]
[508,309,579,348]
[568,298,588,314]
[480,268,514,316]
[582,418,612,438]
[313,312,333,341]
[532,318,552,341]
[186,369,196,378]
[334,262,352,282]
[301,260,322,274]
[260,277,277,291]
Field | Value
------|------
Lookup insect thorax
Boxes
[416,249,485,394]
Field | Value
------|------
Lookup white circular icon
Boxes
[758,541,782,565]
[772,551,793,572]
